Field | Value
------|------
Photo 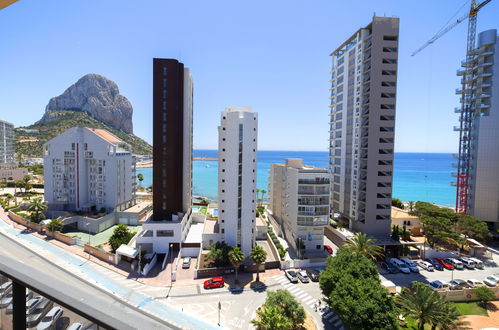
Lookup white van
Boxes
[445,258,464,270]
[459,257,475,269]
[469,257,484,269]
[182,257,191,269]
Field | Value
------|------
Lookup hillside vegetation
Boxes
[15,110,152,157]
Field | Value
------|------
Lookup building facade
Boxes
[136,59,194,254]
[43,127,136,212]
[0,120,14,164]
[454,29,499,231]
[269,159,330,256]
[329,17,399,238]
[218,106,257,257]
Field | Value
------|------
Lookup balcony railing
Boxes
[297,218,329,226]
[298,178,330,185]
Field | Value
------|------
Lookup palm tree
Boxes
[46,218,64,234]
[27,197,47,224]
[261,189,267,203]
[137,173,144,188]
[408,201,415,215]
[343,232,383,260]
[250,245,267,282]
[256,188,261,206]
[251,305,292,330]
[228,247,245,284]
[5,194,13,207]
[396,282,464,330]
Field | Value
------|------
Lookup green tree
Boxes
[137,173,144,188]
[27,197,47,224]
[108,224,135,252]
[421,215,465,249]
[250,245,267,282]
[392,197,404,209]
[391,225,401,241]
[473,286,495,308]
[320,249,397,329]
[206,241,232,267]
[251,305,293,330]
[457,214,491,242]
[228,247,244,284]
[261,189,267,202]
[396,282,463,330]
[343,232,383,260]
[5,194,13,207]
[46,218,63,233]
[408,201,415,215]
[263,290,305,327]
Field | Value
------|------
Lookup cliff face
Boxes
[38,74,133,134]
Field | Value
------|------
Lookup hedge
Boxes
[0,182,44,188]
[267,226,287,259]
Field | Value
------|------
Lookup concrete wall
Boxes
[438,287,499,302]
[181,247,200,258]
[84,244,116,264]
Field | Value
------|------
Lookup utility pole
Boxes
[218,301,221,326]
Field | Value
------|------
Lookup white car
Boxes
[36,306,63,330]
[182,257,191,269]
[285,270,298,283]
[297,270,309,283]
[417,260,434,271]
[389,258,410,274]
[466,279,485,288]
[483,275,499,287]
[400,258,420,273]
[0,282,12,298]
[67,323,83,330]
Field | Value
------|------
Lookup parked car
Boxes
[182,257,191,269]
[445,258,464,270]
[434,257,455,270]
[203,277,224,289]
[297,270,310,283]
[36,306,63,330]
[466,279,485,288]
[389,258,410,274]
[426,258,444,271]
[285,270,299,283]
[305,269,320,282]
[27,298,54,328]
[324,245,333,254]
[0,289,32,308]
[449,279,471,290]
[459,257,475,269]
[6,295,42,315]
[417,260,434,271]
[484,275,499,287]
[469,257,484,269]
[67,323,83,330]
[430,280,449,290]
[400,258,420,273]
[380,262,398,274]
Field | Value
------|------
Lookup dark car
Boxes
[305,269,320,282]
[449,279,471,290]
[426,258,444,271]
[380,262,398,274]
[26,298,54,328]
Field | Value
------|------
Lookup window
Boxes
[222,169,225,172]
[383,35,397,41]
[222,158,225,162]
[222,138,226,141]
[157,230,174,237]
[382,47,397,52]
[382,59,397,64]
[221,229,225,234]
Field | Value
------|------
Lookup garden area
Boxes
[64,224,141,251]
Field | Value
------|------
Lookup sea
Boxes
[136,150,455,207]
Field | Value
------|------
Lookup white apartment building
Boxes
[218,106,257,257]
[454,29,499,232]
[0,120,15,164]
[269,159,330,256]
[329,17,399,238]
[43,127,136,212]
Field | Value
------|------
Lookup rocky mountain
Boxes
[16,111,151,157]
[38,74,133,134]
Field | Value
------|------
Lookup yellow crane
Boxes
[0,0,20,10]
[412,0,493,214]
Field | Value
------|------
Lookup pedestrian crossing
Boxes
[271,275,344,330]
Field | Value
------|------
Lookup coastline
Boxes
[136,157,217,168]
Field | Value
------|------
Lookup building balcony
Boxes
[298,211,329,217]
[457,68,470,76]
[298,178,330,185]
[297,218,329,226]
[454,106,462,113]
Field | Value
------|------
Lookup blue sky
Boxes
[1,0,498,152]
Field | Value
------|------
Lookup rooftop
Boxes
[87,128,124,144]
[391,207,419,219]
[203,218,219,234]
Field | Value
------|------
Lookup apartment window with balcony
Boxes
[381,93,396,98]
[383,35,398,41]
[382,59,397,64]
[382,47,397,52]
[382,70,396,76]
[381,81,396,87]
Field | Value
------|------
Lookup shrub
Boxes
[473,286,495,307]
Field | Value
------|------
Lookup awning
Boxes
[116,245,138,258]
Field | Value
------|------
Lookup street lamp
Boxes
[170,243,173,285]
[86,222,91,259]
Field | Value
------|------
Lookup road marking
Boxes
[303,297,315,304]
[296,292,307,299]
[282,283,293,289]
[288,286,300,293]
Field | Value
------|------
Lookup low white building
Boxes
[269,159,330,256]
[43,127,136,212]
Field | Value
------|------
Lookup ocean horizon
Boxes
[136,150,456,207]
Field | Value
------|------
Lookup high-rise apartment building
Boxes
[329,17,399,238]
[43,127,136,212]
[152,58,193,221]
[454,29,499,231]
[0,120,14,164]
[269,159,330,256]
[218,106,257,257]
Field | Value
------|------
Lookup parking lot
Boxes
[380,254,499,288]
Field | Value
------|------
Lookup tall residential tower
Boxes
[454,29,499,232]
[329,17,399,238]
[218,106,257,257]
[0,120,14,164]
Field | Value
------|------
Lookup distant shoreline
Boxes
[136,157,218,168]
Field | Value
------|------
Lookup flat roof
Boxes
[185,222,204,243]
[203,219,219,234]
[87,128,123,144]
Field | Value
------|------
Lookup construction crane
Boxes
[412,0,493,215]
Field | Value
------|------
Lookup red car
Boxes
[324,245,333,254]
[204,277,225,289]
[433,257,454,270]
